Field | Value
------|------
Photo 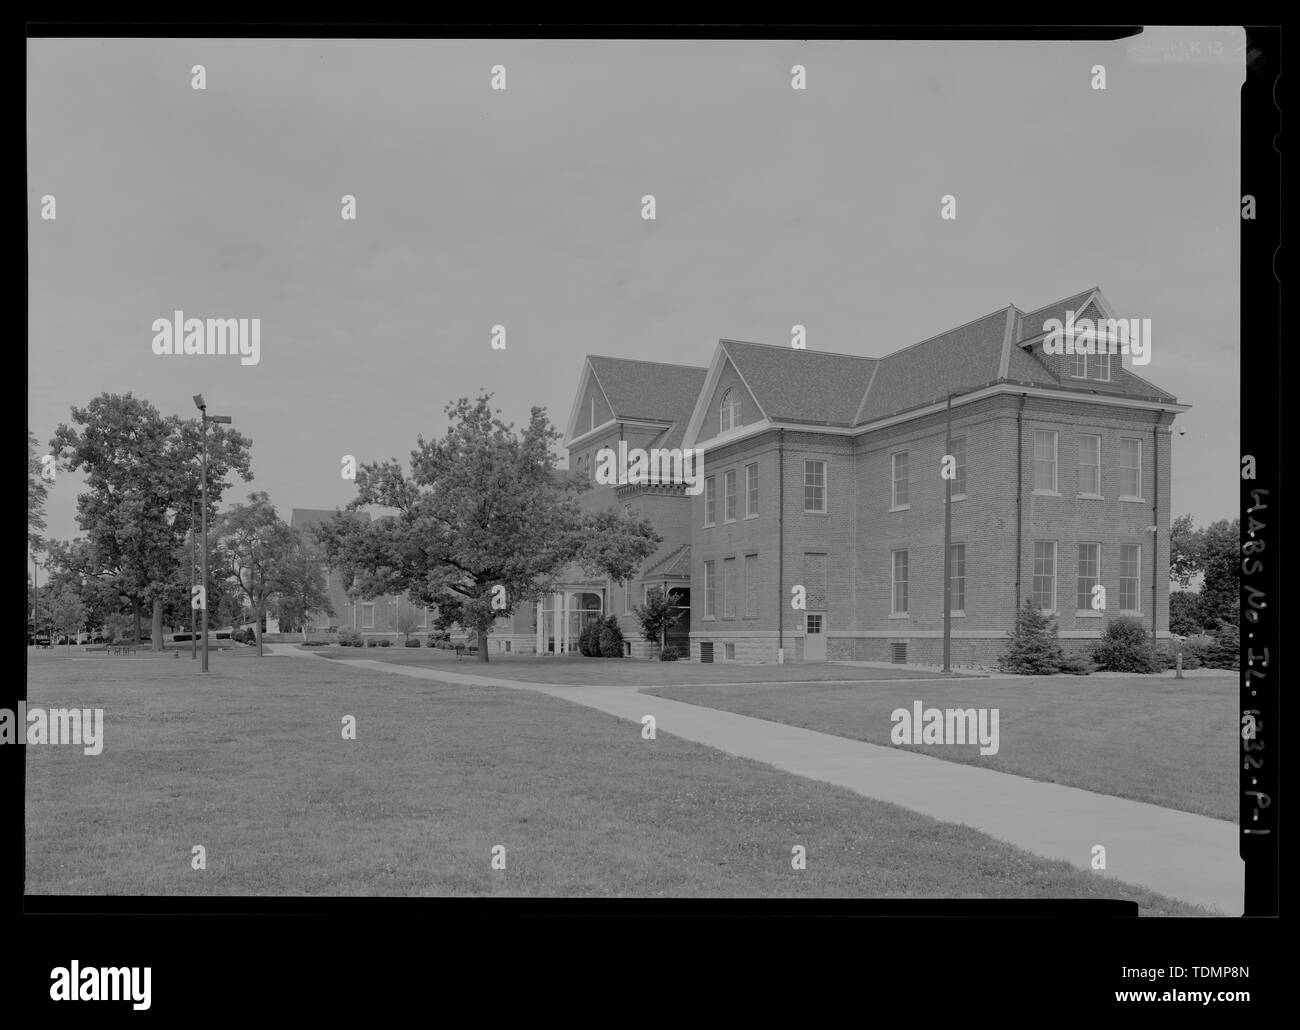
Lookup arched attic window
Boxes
[719,388,740,434]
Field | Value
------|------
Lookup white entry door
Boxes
[804,612,826,662]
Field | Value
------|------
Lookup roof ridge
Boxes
[719,337,878,363]
[1018,286,1101,321]
[588,355,708,372]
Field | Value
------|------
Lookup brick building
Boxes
[563,287,1188,664]
[289,508,436,641]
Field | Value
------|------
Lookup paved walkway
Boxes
[269,645,1242,914]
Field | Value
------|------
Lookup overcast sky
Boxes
[28,30,1244,562]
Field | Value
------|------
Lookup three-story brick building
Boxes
[564,287,1187,664]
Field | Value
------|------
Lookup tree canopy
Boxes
[317,394,661,661]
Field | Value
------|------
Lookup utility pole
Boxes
[942,392,953,673]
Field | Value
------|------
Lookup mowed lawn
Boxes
[644,675,1237,821]
[24,654,1205,911]
[309,645,955,685]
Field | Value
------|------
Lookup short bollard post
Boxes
[1175,652,1184,679]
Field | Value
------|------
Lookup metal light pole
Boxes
[191,499,198,660]
[194,394,232,674]
[32,556,39,645]
[942,392,953,673]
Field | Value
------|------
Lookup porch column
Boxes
[559,591,568,653]
[552,591,562,654]
[535,599,544,654]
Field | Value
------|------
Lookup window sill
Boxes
[803,509,829,516]
[1119,496,1146,504]
[744,513,759,520]
[703,522,715,529]
[889,504,911,513]
[888,612,910,619]
[1032,489,1061,498]
[1077,493,1104,500]
[942,493,967,503]
[723,518,736,525]
[1074,610,1103,618]
[949,610,966,618]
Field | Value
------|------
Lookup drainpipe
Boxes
[942,392,953,672]
[778,428,785,662]
[1152,409,1161,643]
[1014,394,1027,613]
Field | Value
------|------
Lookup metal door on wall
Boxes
[804,612,826,661]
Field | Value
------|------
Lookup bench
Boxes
[108,645,138,656]
[455,644,480,660]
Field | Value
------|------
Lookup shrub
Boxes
[1201,620,1240,670]
[427,632,451,649]
[1169,591,1203,637]
[998,599,1069,675]
[379,638,392,647]
[337,629,362,647]
[1057,651,1095,675]
[659,645,681,662]
[598,615,624,658]
[405,637,421,647]
[1157,633,1213,671]
[578,620,600,657]
[365,638,378,648]
[1091,616,1159,673]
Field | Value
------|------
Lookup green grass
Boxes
[643,676,1237,821]
[22,653,1209,911]
[308,645,956,685]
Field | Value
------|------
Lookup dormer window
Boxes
[719,389,740,434]
[1064,339,1112,382]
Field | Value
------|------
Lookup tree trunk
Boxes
[477,626,489,662]
[256,602,264,657]
[132,601,142,644]
[151,598,164,652]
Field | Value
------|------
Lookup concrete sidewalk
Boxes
[268,644,1242,914]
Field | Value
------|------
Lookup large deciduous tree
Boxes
[44,538,128,637]
[1169,513,1205,589]
[51,394,252,648]
[28,429,50,552]
[317,394,660,662]
[1197,518,1240,630]
[213,492,298,657]
[270,529,334,643]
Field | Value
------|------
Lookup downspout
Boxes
[778,428,785,661]
[1014,394,1027,612]
[1152,409,1161,642]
